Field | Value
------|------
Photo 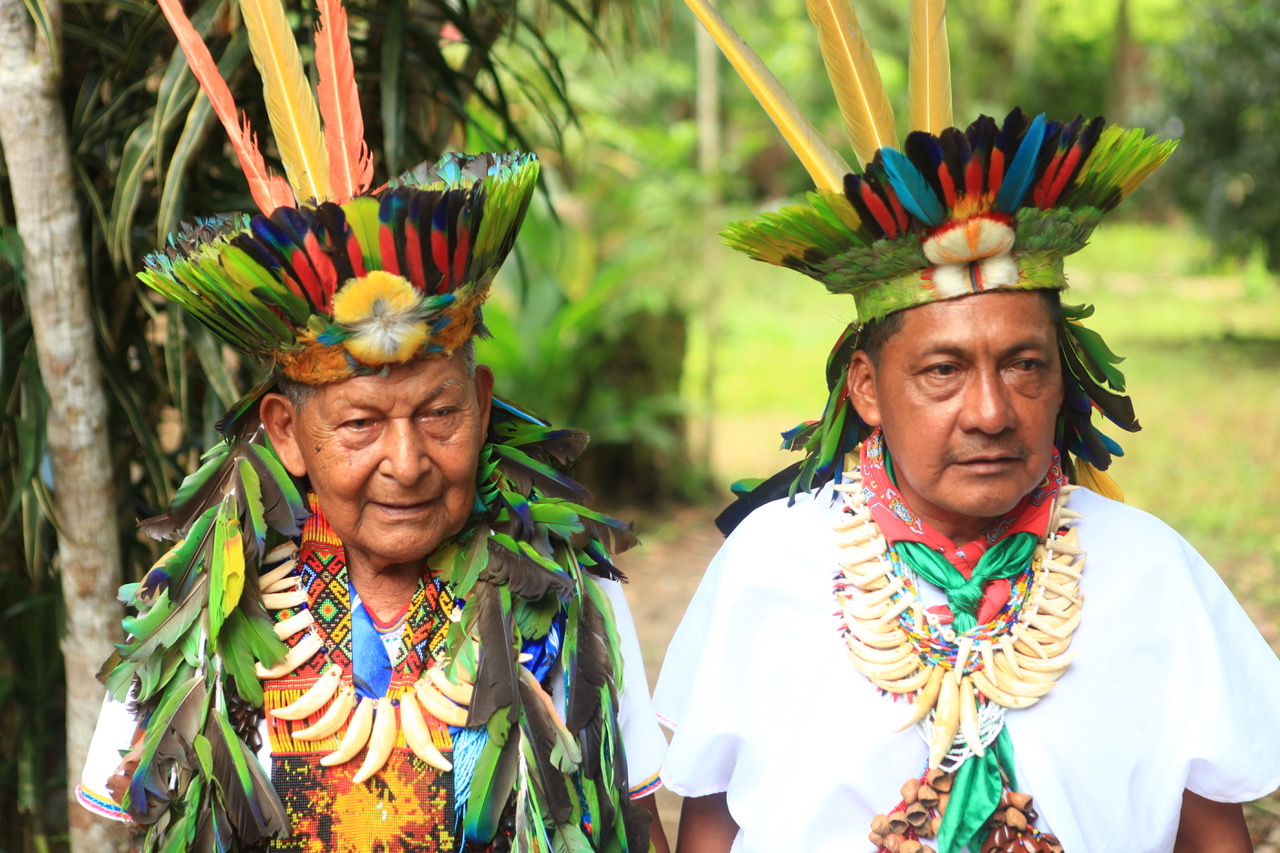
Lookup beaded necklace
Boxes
[832,464,1085,853]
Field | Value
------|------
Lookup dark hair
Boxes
[273,339,478,411]
[858,289,1064,365]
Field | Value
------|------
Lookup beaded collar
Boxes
[832,459,1085,853]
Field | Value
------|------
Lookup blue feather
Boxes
[880,149,945,226]
[1097,428,1124,457]
[995,113,1048,212]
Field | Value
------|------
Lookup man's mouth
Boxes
[953,456,1020,473]
[370,499,432,517]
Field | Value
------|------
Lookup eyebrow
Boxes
[916,337,1055,360]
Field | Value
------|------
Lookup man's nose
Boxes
[959,369,1017,435]
[379,419,429,484]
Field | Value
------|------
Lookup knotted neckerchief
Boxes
[859,430,1065,853]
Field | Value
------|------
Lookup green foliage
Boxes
[1162,0,1280,272]
[0,226,66,853]
[479,183,700,504]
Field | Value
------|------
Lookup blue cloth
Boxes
[349,584,393,699]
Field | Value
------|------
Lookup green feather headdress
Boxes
[147,0,538,386]
[685,0,1177,509]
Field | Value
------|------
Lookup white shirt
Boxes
[654,486,1280,853]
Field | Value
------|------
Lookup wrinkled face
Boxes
[262,356,493,576]
[847,291,1063,544]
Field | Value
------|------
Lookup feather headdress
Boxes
[150,0,538,386]
[106,2,646,851]
[684,0,1176,508]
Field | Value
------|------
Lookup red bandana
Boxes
[857,429,1065,623]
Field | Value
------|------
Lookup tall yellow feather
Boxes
[683,0,851,194]
[908,0,952,134]
[805,0,898,169]
[239,0,332,203]
[1075,460,1124,502]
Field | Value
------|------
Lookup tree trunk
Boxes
[694,23,721,477]
[0,1,125,851]
[1108,0,1143,123]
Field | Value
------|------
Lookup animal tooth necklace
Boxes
[832,446,1085,853]
[256,500,480,784]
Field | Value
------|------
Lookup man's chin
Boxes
[933,478,1028,523]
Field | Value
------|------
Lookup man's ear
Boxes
[259,392,308,477]
[846,350,882,428]
[474,364,495,431]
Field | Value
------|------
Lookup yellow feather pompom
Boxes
[332,271,429,365]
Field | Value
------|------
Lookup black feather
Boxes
[516,674,573,823]
[565,594,609,734]
[576,540,625,583]
[313,202,357,287]
[466,582,518,724]
[484,537,574,600]
[1059,337,1139,429]
[569,512,638,556]
[507,428,589,466]
[491,445,591,502]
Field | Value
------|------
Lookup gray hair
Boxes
[275,338,478,412]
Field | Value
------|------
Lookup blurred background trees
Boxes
[2,0,1278,850]
[1164,0,1280,273]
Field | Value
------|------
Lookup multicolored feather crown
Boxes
[685,0,1177,506]
[729,108,1175,322]
[142,153,538,385]
[146,0,538,385]
[685,0,1175,323]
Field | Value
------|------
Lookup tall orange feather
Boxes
[156,0,295,214]
[314,0,373,203]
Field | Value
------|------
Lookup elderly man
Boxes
[655,3,1280,852]
[74,1,667,851]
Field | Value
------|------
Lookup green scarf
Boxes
[883,452,1038,853]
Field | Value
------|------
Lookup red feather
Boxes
[936,162,957,208]
[881,183,911,235]
[301,231,339,310]
[1036,146,1084,209]
[379,226,401,276]
[987,149,1006,201]
[450,222,471,290]
[286,246,323,307]
[857,183,899,239]
[314,0,373,202]
[156,0,294,214]
[404,218,427,292]
[965,154,985,199]
[344,228,366,279]
[432,223,450,290]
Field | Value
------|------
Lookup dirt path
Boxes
[613,504,725,843]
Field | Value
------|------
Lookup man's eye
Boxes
[425,408,457,419]
[343,418,373,429]
[1012,359,1044,372]
[925,364,958,377]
